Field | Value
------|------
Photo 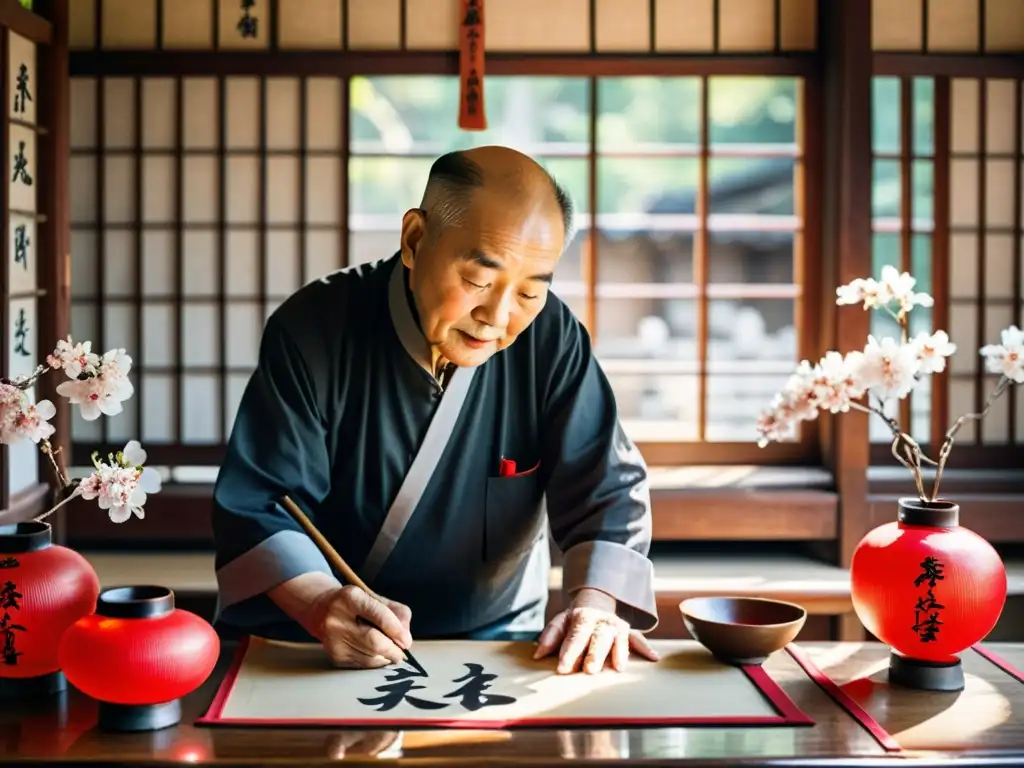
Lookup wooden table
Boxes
[2,641,1023,767]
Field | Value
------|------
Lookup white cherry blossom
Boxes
[812,351,866,413]
[836,276,889,309]
[55,348,134,421]
[980,325,1024,384]
[911,330,956,375]
[878,265,934,313]
[855,335,921,400]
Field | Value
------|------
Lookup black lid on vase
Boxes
[96,585,175,619]
[0,521,52,553]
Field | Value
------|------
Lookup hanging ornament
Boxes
[458,0,486,130]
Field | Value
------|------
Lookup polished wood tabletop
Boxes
[2,641,1023,767]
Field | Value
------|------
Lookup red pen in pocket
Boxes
[499,457,517,477]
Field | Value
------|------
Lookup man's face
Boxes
[400,191,564,368]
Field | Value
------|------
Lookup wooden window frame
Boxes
[66,46,824,471]
[0,0,68,524]
[869,55,1024,471]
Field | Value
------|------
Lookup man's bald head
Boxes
[419,146,575,248]
[399,145,572,369]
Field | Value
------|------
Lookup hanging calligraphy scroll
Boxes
[5,31,39,500]
[458,0,486,130]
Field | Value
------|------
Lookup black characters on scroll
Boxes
[358,661,518,713]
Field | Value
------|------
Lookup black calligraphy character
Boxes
[0,612,26,665]
[914,588,945,615]
[0,557,18,569]
[465,70,481,115]
[914,557,945,588]
[443,663,517,712]
[462,0,481,26]
[13,308,30,357]
[912,611,943,642]
[357,665,449,712]
[12,141,32,185]
[237,0,258,38]
[0,581,21,611]
[13,63,31,114]
[14,224,29,269]
[467,28,480,57]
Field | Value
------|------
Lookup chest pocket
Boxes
[484,468,545,562]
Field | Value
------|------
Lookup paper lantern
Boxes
[0,522,100,700]
[58,585,220,731]
[850,498,1007,691]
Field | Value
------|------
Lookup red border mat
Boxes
[973,644,1024,684]
[785,644,901,752]
[196,637,814,729]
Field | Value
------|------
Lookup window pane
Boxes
[598,232,693,284]
[350,75,590,153]
[873,159,901,219]
[597,157,699,218]
[708,231,794,284]
[706,372,794,441]
[708,77,798,147]
[595,298,697,360]
[706,298,797,363]
[912,159,933,225]
[872,76,901,154]
[913,77,934,156]
[596,77,701,150]
[609,374,699,442]
[708,157,796,217]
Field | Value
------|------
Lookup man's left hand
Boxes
[533,588,659,674]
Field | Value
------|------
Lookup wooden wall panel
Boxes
[405,0,460,49]
[928,0,979,51]
[68,0,821,52]
[278,0,342,49]
[101,0,156,48]
[68,0,94,49]
[654,0,715,51]
[346,0,401,49]
[594,0,649,52]
[873,0,1024,52]
[486,0,589,51]
[163,0,214,49]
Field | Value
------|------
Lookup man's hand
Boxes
[533,588,659,674]
[307,585,413,669]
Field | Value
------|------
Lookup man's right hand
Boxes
[307,585,413,669]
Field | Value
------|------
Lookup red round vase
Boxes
[0,522,100,700]
[850,498,1007,691]
[58,585,220,732]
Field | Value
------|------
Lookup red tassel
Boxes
[458,0,486,131]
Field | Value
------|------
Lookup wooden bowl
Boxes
[679,596,807,666]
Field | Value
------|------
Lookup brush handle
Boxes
[280,495,374,595]
[280,495,427,675]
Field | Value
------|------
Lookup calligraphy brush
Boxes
[279,494,428,676]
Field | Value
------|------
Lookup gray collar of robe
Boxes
[388,253,434,374]
[358,258,478,582]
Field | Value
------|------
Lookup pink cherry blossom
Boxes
[78,440,162,524]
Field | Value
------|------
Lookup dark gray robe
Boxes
[211,252,656,641]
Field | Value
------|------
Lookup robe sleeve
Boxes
[210,313,337,639]
[540,306,658,632]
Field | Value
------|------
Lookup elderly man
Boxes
[211,145,658,675]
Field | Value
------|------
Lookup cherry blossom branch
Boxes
[930,375,1012,501]
[32,485,81,523]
